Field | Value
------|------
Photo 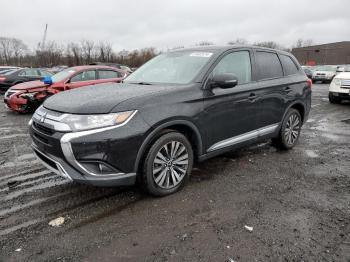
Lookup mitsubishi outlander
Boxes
[29,46,312,196]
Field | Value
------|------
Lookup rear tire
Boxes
[329,93,341,104]
[142,131,193,196]
[272,109,302,150]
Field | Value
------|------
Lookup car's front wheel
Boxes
[329,93,341,104]
[272,109,302,150]
[142,131,193,196]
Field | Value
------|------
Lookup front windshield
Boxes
[124,51,214,84]
[51,68,77,83]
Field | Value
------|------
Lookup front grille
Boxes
[341,79,350,89]
[33,121,54,135]
[33,132,49,145]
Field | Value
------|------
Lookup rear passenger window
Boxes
[280,55,299,76]
[98,70,122,79]
[255,51,283,80]
[213,51,252,84]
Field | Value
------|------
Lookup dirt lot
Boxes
[0,84,349,262]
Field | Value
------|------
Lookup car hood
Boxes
[334,72,350,79]
[43,82,173,114]
[11,80,48,91]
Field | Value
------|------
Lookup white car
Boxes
[312,65,337,83]
[329,72,350,103]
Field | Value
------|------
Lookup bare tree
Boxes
[0,37,29,65]
[67,42,82,65]
[228,38,248,45]
[196,41,214,46]
[0,37,14,64]
[81,40,95,64]
[97,42,114,62]
[293,38,313,48]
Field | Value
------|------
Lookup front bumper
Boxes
[329,91,350,100]
[312,76,333,81]
[29,111,149,187]
[32,143,136,186]
[4,95,28,112]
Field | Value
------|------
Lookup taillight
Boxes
[0,77,5,82]
[307,78,312,88]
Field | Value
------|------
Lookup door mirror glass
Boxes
[211,73,238,89]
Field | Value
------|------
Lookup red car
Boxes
[4,65,127,113]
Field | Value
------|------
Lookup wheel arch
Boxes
[283,101,306,123]
[134,119,203,173]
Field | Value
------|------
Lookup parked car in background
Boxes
[312,65,337,83]
[329,71,350,103]
[0,66,20,74]
[29,46,311,196]
[0,68,53,91]
[89,62,132,73]
[49,65,69,74]
[302,67,313,79]
[335,65,350,73]
[4,65,127,113]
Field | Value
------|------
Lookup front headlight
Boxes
[60,110,137,132]
[20,92,38,99]
[332,78,341,86]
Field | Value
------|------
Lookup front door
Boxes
[201,50,261,152]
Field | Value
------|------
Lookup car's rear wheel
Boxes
[272,109,302,150]
[142,131,193,196]
[329,93,341,104]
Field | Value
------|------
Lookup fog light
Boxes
[80,161,120,175]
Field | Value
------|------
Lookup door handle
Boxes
[284,87,292,93]
[248,93,257,102]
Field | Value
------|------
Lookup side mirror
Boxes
[210,73,238,89]
[42,76,53,85]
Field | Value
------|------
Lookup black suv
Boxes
[29,46,311,196]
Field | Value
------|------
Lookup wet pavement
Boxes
[0,84,349,261]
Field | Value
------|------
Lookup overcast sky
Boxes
[1,0,349,51]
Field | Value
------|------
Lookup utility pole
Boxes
[38,23,48,50]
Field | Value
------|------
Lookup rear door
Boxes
[253,50,286,129]
[65,70,97,90]
[95,69,124,84]
[202,49,261,152]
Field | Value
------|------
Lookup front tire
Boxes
[329,93,341,104]
[142,131,193,196]
[272,109,302,150]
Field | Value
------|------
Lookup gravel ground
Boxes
[0,84,349,262]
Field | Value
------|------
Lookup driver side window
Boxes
[70,70,96,83]
[213,51,252,85]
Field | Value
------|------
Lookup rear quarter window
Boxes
[280,55,299,76]
[255,51,283,80]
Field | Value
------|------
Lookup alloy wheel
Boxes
[284,113,301,145]
[152,141,189,189]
